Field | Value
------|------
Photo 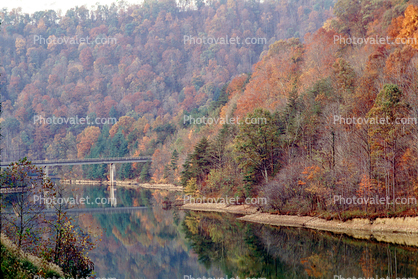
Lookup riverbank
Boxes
[1,234,63,278]
[61,179,183,191]
[121,183,183,191]
[182,203,258,214]
[181,203,418,247]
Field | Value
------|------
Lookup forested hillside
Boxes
[172,0,418,218]
[3,0,418,217]
[0,0,333,176]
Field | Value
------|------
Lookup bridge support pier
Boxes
[109,163,117,207]
[43,190,50,209]
[43,166,49,180]
[109,163,116,186]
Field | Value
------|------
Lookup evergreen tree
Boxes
[367,84,411,209]
[110,131,128,157]
[180,137,212,188]
[83,127,109,179]
[170,149,179,170]
[140,162,151,182]
[208,124,233,169]
[233,109,283,196]
[121,163,132,180]
[180,157,193,187]
[109,106,118,119]
[110,131,130,179]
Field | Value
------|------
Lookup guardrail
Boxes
[0,157,152,167]
[0,187,28,194]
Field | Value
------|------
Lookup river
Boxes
[67,184,418,279]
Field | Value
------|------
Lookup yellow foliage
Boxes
[394,5,418,49]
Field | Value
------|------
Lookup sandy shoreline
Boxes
[123,183,183,191]
[61,179,183,191]
[181,203,418,247]
[182,203,258,214]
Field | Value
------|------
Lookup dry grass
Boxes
[1,233,64,277]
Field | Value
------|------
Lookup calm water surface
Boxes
[69,184,418,279]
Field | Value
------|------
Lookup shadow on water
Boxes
[182,210,418,279]
[70,185,418,279]
[74,184,223,279]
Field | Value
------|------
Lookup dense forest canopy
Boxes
[3,0,418,216]
[0,0,334,173]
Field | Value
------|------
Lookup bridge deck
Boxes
[0,187,28,194]
[0,157,152,167]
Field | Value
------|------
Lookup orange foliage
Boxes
[76,126,101,158]
[299,28,340,94]
[357,174,384,197]
[392,5,418,50]
[109,116,136,138]
[235,39,303,117]
[226,74,248,99]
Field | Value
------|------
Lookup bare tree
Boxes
[1,158,53,251]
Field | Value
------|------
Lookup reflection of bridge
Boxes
[1,206,149,215]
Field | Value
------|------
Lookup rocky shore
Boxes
[181,203,418,247]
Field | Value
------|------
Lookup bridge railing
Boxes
[0,156,152,167]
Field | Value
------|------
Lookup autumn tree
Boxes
[392,5,418,50]
[76,126,101,158]
[79,47,93,71]
[367,84,411,209]
[0,158,53,250]
[233,109,282,196]
[42,182,95,277]
[333,0,381,37]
